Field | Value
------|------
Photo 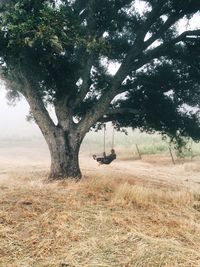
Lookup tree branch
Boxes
[8,67,57,136]
[106,107,140,115]
[171,30,200,44]
[141,0,166,34]
[95,107,140,124]
[2,65,76,135]
[73,0,104,108]
[54,98,76,131]
[24,85,57,136]
[144,12,183,49]
[74,55,93,107]
[135,29,200,68]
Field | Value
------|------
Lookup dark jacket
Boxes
[97,153,116,164]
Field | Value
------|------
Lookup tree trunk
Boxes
[22,86,84,180]
[44,127,83,180]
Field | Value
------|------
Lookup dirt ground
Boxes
[0,142,200,192]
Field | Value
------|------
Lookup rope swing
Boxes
[92,123,116,165]
[103,123,115,155]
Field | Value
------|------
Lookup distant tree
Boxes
[0,0,200,179]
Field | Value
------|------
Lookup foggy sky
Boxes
[0,84,42,139]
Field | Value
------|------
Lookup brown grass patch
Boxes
[0,170,200,266]
[112,182,194,208]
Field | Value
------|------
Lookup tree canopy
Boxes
[0,0,200,178]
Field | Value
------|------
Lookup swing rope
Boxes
[103,124,115,155]
[103,123,106,155]
[111,126,115,149]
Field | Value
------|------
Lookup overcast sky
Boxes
[0,6,199,139]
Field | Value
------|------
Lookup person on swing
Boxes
[93,149,116,165]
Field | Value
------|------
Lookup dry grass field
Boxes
[1,139,200,267]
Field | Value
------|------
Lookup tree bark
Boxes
[47,127,82,180]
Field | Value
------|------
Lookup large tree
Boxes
[0,0,200,179]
